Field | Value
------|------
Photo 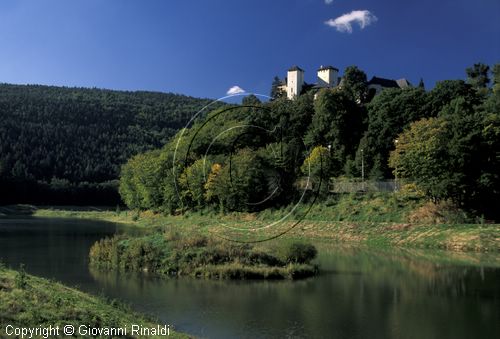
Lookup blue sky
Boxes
[0,0,499,99]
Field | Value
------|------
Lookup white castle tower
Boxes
[317,65,339,87]
[287,66,304,99]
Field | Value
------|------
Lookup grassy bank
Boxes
[24,192,500,253]
[0,264,188,338]
[89,232,318,280]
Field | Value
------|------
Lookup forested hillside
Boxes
[0,83,222,204]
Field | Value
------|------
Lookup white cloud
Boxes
[325,10,377,33]
[325,0,334,4]
[226,85,246,95]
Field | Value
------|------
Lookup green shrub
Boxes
[283,243,317,264]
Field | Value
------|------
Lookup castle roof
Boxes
[288,65,304,72]
[396,78,412,88]
[367,76,413,89]
[317,65,339,72]
[367,76,400,88]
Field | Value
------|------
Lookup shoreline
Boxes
[0,265,189,339]
[4,204,497,253]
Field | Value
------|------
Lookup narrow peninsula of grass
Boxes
[89,232,318,280]
[0,264,188,338]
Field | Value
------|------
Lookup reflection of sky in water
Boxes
[0,218,498,339]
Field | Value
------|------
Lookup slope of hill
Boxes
[0,83,221,204]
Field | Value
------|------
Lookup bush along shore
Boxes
[0,263,188,339]
[89,232,319,280]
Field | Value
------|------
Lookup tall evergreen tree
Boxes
[418,78,425,89]
[466,63,490,93]
[270,76,285,100]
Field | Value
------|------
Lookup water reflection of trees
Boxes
[309,245,500,338]
[317,245,500,298]
[89,246,500,338]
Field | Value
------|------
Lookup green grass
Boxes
[89,232,318,280]
[0,264,189,338]
[30,209,500,253]
[14,192,500,253]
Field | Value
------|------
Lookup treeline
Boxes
[0,83,222,204]
[119,63,500,220]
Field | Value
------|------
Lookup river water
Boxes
[0,218,498,339]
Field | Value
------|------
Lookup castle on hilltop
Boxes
[279,65,411,100]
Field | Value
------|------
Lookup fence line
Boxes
[296,177,401,193]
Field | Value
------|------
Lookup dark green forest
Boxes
[0,83,222,204]
[119,64,500,220]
